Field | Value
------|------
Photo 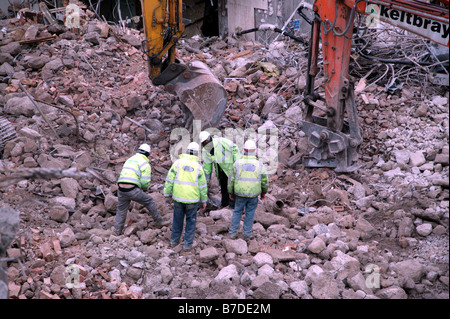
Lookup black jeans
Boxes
[217,165,235,209]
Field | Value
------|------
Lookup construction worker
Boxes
[164,142,208,250]
[199,131,240,208]
[228,140,268,240]
[114,143,168,236]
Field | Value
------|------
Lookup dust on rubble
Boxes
[0,5,448,300]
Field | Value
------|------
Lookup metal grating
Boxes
[0,117,17,154]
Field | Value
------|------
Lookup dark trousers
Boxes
[171,201,199,248]
[217,165,234,209]
[115,188,161,234]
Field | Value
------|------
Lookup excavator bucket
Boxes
[164,60,227,129]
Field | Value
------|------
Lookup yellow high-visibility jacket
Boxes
[228,155,268,198]
[164,154,208,204]
[117,153,152,190]
[202,137,240,180]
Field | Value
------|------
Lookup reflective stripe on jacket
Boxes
[228,155,268,198]
[163,154,208,204]
[202,137,240,180]
[117,153,152,190]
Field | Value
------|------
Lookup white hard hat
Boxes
[199,131,210,143]
[138,143,151,153]
[187,142,200,152]
[244,140,256,151]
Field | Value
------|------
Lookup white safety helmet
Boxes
[138,143,151,154]
[187,142,200,153]
[244,140,257,151]
[199,131,211,144]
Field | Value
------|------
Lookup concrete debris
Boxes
[0,4,448,301]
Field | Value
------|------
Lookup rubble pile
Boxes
[0,10,448,300]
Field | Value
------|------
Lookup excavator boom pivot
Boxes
[140,0,227,129]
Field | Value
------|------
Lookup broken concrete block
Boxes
[376,286,408,299]
[58,227,76,248]
[413,103,428,117]
[435,153,449,165]
[40,242,54,262]
[223,238,248,255]
[60,178,79,199]
[84,32,100,45]
[23,24,40,41]
[416,223,433,237]
[8,282,21,298]
[431,96,448,108]
[121,34,141,48]
[49,206,69,223]
[354,195,375,209]
[310,271,341,299]
[392,259,424,283]
[410,151,426,167]
[4,97,35,117]
[0,53,13,64]
[19,127,42,139]
[397,217,414,237]
[254,210,290,228]
[51,197,76,211]
[43,58,63,73]
[261,94,286,118]
[355,218,376,239]
[0,42,21,56]
[394,150,410,165]
[0,62,14,76]
[214,264,239,283]
[104,193,118,212]
[199,247,220,262]
[253,252,274,268]
[139,229,157,244]
[307,236,326,254]
[57,95,74,107]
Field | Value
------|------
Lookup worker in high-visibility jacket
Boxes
[199,131,240,208]
[228,140,268,240]
[114,143,169,236]
[164,142,208,250]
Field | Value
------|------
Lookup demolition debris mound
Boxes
[0,7,448,300]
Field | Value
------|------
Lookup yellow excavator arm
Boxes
[141,0,183,81]
[140,0,227,129]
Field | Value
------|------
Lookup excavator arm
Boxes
[140,0,227,129]
[301,0,449,172]
[141,0,184,81]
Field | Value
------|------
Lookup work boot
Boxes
[183,241,197,251]
[228,233,237,239]
[154,216,170,228]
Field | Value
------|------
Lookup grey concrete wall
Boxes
[219,0,314,42]
[0,1,45,18]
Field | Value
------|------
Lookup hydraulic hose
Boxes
[236,24,308,44]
